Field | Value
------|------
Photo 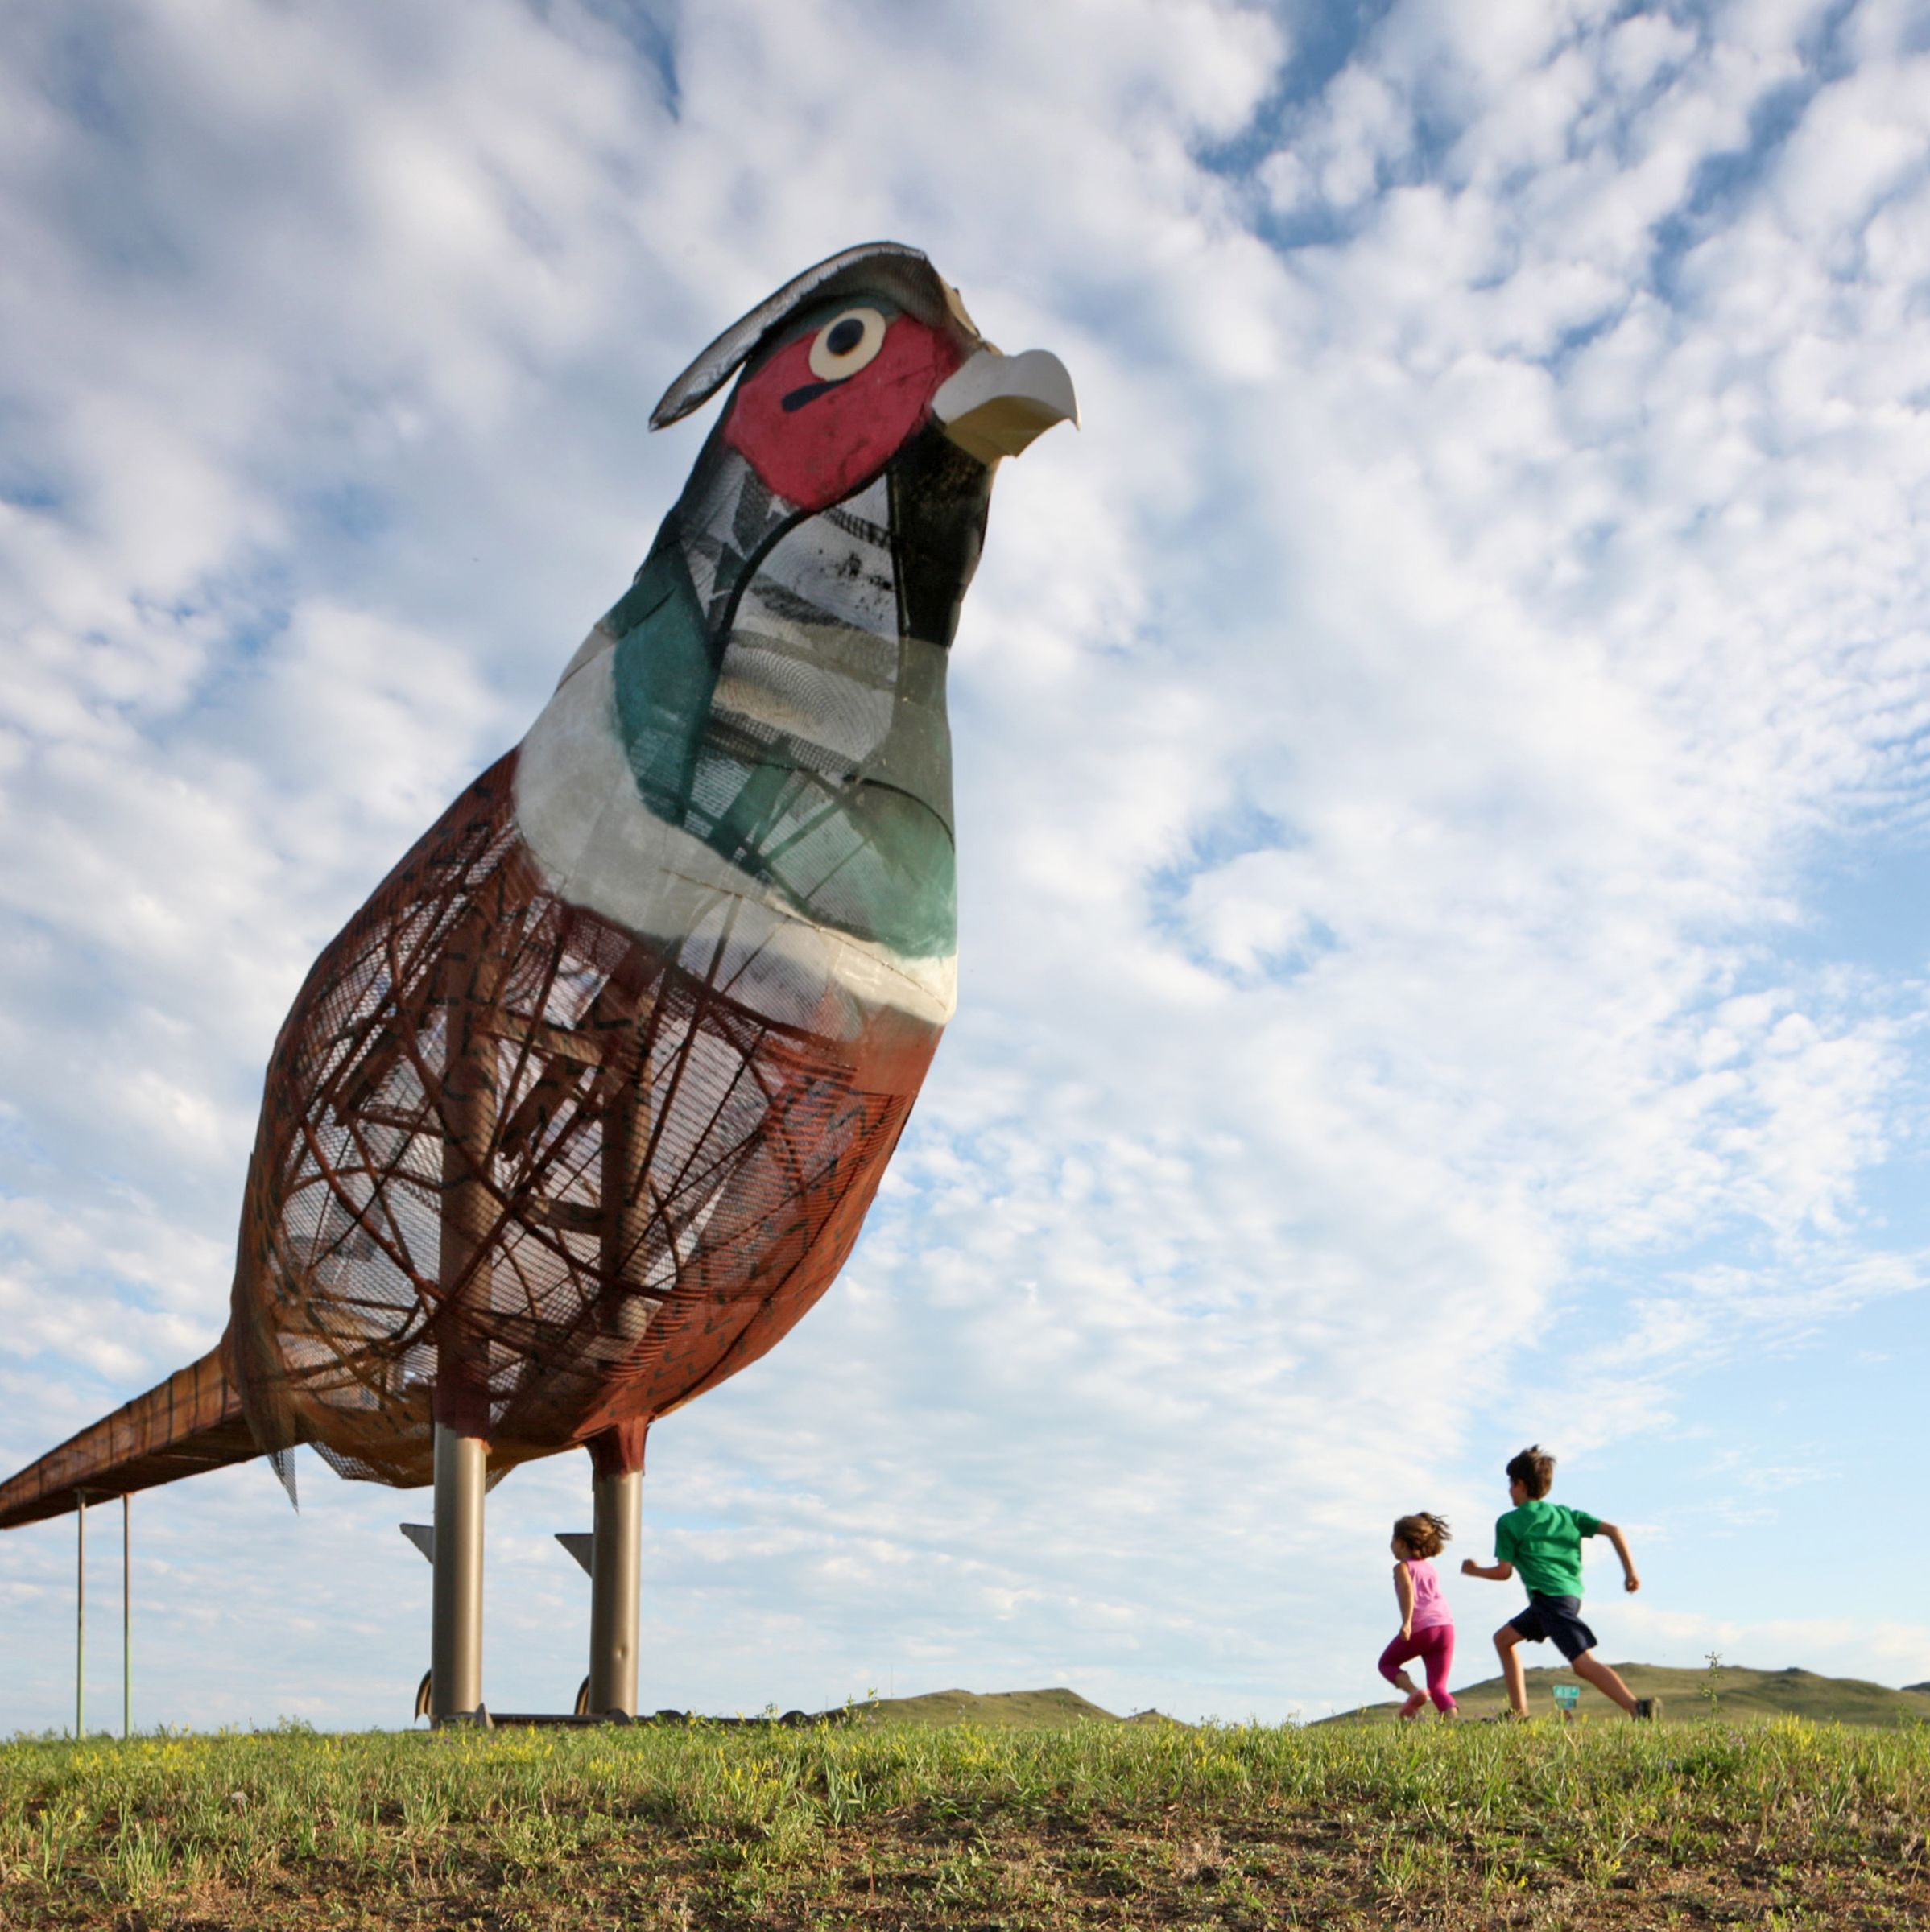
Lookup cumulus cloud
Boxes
[1,0,1926,1729]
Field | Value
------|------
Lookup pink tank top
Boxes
[1406,1558,1451,1629]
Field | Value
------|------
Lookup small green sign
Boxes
[1552,1684,1581,1713]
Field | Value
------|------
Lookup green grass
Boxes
[2,1715,1926,1928]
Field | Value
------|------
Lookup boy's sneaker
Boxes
[1633,1697,1662,1722]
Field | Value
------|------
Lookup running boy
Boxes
[1461,1445,1660,1720]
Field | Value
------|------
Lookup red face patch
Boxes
[723,311,964,513]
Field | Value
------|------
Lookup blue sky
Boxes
[3,0,1928,1733]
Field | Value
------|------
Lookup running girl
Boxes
[1379,1513,1457,1719]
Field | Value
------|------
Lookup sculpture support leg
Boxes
[122,1494,130,1739]
[585,1060,650,1721]
[588,1463,642,1717]
[430,1426,486,1720]
[431,903,499,1724]
[75,1491,86,1739]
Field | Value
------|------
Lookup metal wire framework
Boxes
[0,242,1075,1548]
[0,1353,249,1530]
[225,750,928,1488]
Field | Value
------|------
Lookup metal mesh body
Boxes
[0,246,1072,1523]
[227,749,936,1486]
[0,1350,250,1529]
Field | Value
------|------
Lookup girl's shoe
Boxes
[1399,1691,1428,1720]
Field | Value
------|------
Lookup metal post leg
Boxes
[585,1052,649,1724]
[430,902,498,1727]
[122,1494,130,1739]
[75,1492,86,1739]
[588,1464,642,1717]
[430,1426,486,1720]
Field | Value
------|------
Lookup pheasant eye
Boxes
[808,307,886,382]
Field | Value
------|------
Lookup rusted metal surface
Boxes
[1,243,1076,1546]
[216,760,933,1488]
[0,1350,251,1530]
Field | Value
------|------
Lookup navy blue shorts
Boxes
[1509,1593,1598,1662]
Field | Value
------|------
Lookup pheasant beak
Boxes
[932,347,1079,465]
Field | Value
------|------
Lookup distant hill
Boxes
[1329,1662,1930,1727]
[849,1687,1183,1728]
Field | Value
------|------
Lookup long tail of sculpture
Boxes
[0,1345,267,1530]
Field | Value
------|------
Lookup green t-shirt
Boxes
[1494,1500,1601,1599]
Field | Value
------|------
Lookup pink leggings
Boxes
[1378,1624,1457,1712]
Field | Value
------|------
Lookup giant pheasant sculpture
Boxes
[0,243,1077,1719]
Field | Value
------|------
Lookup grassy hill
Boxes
[3,1711,1926,1927]
[849,1686,1184,1728]
[848,1668,1930,1731]
[1334,1660,1930,1726]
